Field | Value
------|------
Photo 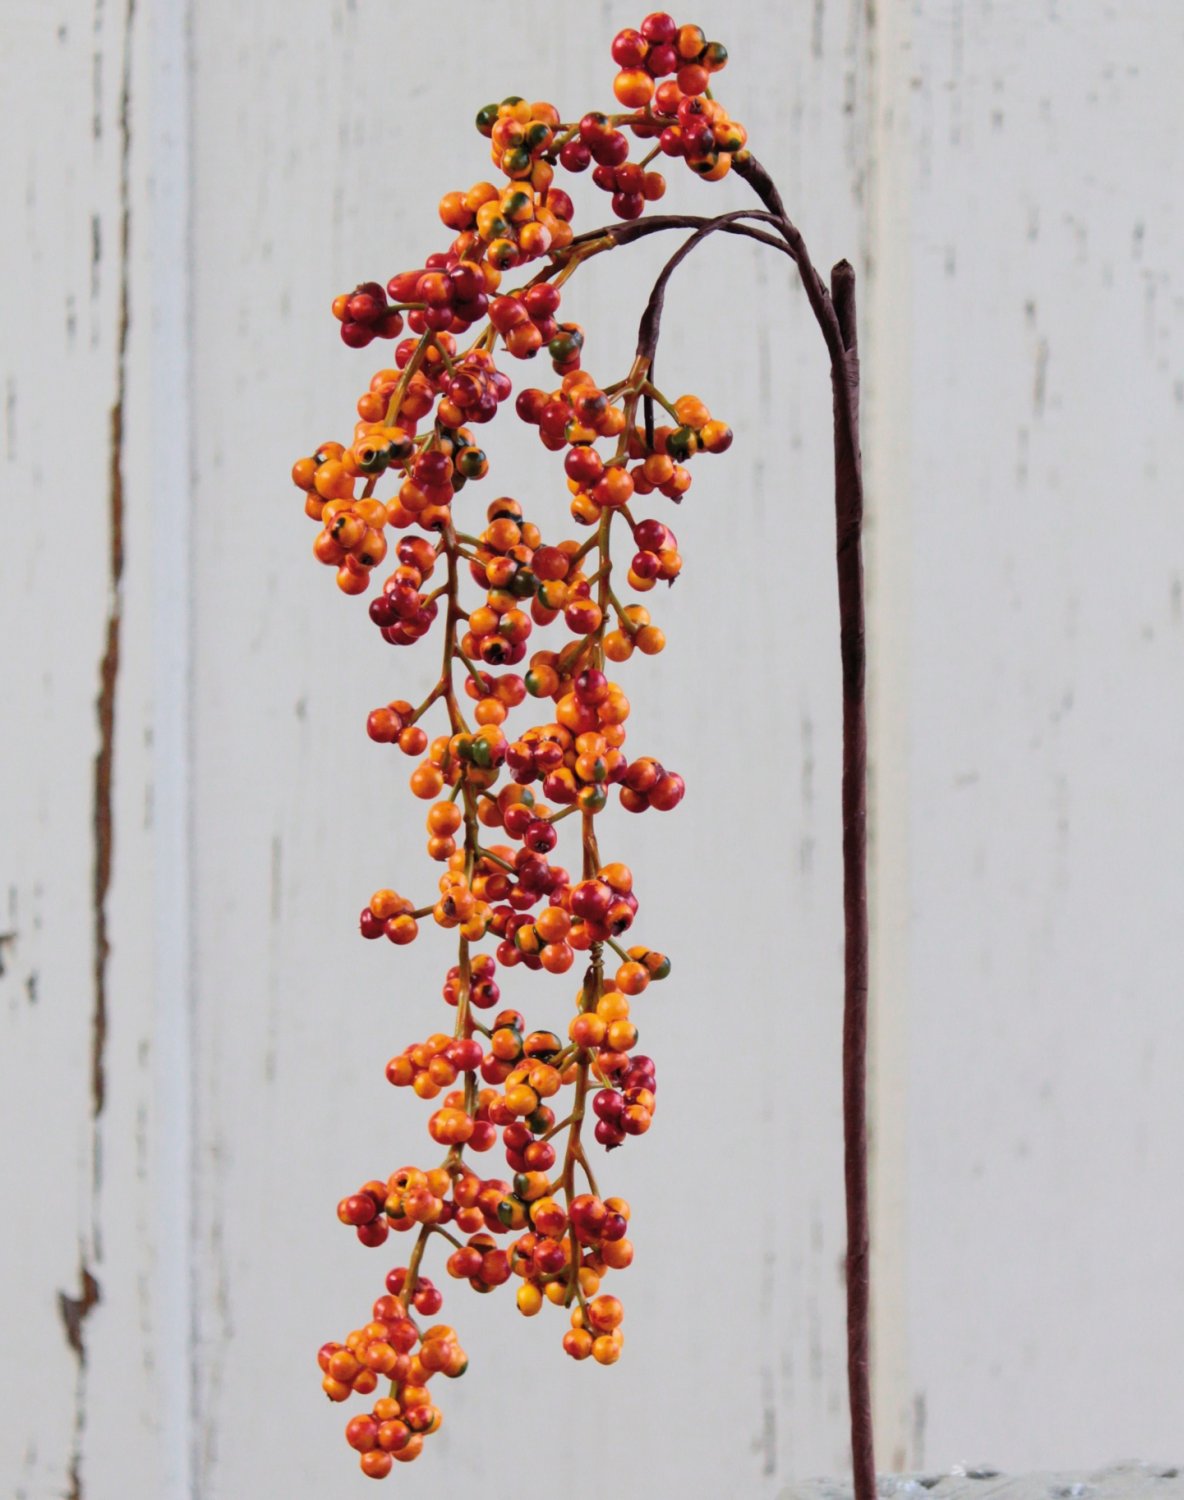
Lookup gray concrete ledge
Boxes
[785,1463,1182,1500]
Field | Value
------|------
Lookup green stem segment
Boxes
[402,520,480,1317]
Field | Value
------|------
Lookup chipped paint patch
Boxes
[59,1264,102,1500]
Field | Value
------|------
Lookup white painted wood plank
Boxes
[8,0,1181,1489]
[868,0,1184,1471]
[0,3,135,1493]
[0,1,193,1495]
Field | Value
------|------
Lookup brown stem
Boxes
[568,209,796,259]
[829,262,874,1500]
[401,1222,432,1315]
[634,209,799,362]
[738,153,875,1500]
[641,153,871,1500]
[715,158,875,1500]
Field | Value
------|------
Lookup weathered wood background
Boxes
[2,1,1181,1495]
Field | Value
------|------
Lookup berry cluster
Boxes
[293,15,752,1479]
[320,1283,464,1474]
[332,281,406,349]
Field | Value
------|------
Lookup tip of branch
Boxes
[830,261,858,354]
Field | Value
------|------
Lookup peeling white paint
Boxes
[2,2,1182,1495]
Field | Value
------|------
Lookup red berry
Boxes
[612,28,649,67]
[640,12,677,46]
[560,139,592,172]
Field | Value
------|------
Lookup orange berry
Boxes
[635,625,666,655]
[540,941,574,974]
[677,23,706,57]
[427,800,463,836]
[328,1348,360,1383]
[677,62,709,96]
[410,764,445,799]
[377,1419,411,1453]
[386,914,418,945]
[517,1284,543,1317]
[596,466,634,508]
[570,1012,606,1048]
[505,1083,540,1116]
[604,630,634,662]
[596,990,630,1023]
[336,562,369,596]
[602,1236,634,1270]
[613,68,655,107]
[439,190,474,230]
[700,419,733,453]
[535,906,571,943]
[674,394,711,428]
[591,1333,622,1365]
[616,961,650,995]
[360,1449,393,1478]
[527,1063,561,1098]
[563,1327,593,1360]
[607,1019,638,1052]
[399,725,428,756]
[369,888,402,921]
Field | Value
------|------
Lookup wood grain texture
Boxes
[0,2,193,1496]
[866,0,1184,1472]
[3,0,1183,1493]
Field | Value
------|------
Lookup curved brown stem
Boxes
[733,153,848,372]
[633,209,794,361]
[742,151,875,1500]
[569,208,796,259]
[625,155,875,1500]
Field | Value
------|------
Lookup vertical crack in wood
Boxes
[76,1,134,1495]
[92,0,133,1126]
[58,1265,102,1500]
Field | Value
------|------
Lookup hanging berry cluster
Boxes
[293,15,754,1479]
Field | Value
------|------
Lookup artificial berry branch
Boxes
[292,15,873,1494]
